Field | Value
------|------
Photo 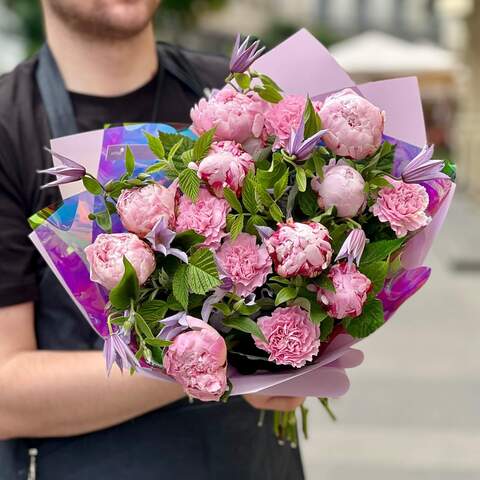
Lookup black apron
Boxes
[0,45,305,479]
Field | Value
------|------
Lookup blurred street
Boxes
[302,191,480,479]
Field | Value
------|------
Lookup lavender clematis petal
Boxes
[38,147,86,189]
[145,217,188,263]
[158,312,189,341]
[229,34,266,73]
[201,288,227,322]
[255,225,274,241]
[401,144,449,183]
[336,228,367,266]
[103,333,139,375]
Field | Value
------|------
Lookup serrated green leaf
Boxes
[230,213,244,240]
[320,317,334,341]
[223,187,243,213]
[193,128,215,161]
[295,167,307,192]
[168,139,185,172]
[269,202,284,222]
[187,248,221,295]
[144,132,165,159]
[137,300,169,322]
[135,312,154,339]
[173,264,189,310]
[125,146,135,176]
[82,176,103,195]
[246,214,266,235]
[222,316,266,342]
[359,261,388,294]
[361,238,405,264]
[242,171,258,214]
[297,189,318,217]
[158,132,195,152]
[145,160,171,174]
[256,184,274,208]
[109,257,139,310]
[343,298,384,338]
[179,168,200,201]
[275,286,298,306]
[273,169,289,200]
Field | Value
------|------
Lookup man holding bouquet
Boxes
[0,1,304,478]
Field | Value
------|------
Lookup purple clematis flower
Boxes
[157,312,190,341]
[255,225,275,241]
[286,115,328,162]
[229,34,265,73]
[336,228,367,266]
[103,332,139,375]
[38,147,86,189]
[145,217,188,263]
[400,144,448,183]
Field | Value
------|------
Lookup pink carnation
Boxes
[215,233,272,297]
[85,233,156,290]
[117,182,176,237]
[190,86,267,144]
[197,141,254,197]
[265,220,332,278]
[311,163,366,218]
[316,262,372,319]
[319,88,385,160]
[264,95,322,149]
[254,306,320,368]
[371,178,431,237]
[164,316,227,402]
[175,188,230,249]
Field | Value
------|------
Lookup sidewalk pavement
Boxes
[301,192,480,480]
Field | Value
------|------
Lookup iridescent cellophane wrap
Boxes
[29,29,455,397]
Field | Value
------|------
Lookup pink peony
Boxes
[197,141,254,197]
[265,220,332,278]
[316,262,372,319]
[215,233,272,297]
[175,188,230,249]
[264,95,322,149]
[117,182,176,237]
[371,178,430,237]
[164,316,227,401]
[311,163,366,218]
[190,86,267,144]
[85,233,156,290]
[319,88,385,160]
[254,306,320,368]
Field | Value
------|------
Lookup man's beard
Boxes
[46,0,161,41]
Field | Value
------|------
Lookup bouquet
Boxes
[30,30,456,444]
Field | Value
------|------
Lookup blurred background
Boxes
[0,0,478,479]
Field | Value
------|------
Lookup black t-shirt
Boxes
[0,47,227,308]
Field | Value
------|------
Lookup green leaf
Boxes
[256,161,288,189]
[275,286,298,306]
[245,214,266,235]
[109,257,139,310]
[361,238,405,264]
[320,317,334,341]
[82,176,103,195]
[269,275,290,285]
[295,167,307,192]
[173,264,189,310]
[256,184,274,208]
[172,229,205,250]
[254,85,283,103]
[187,248,221,295]
[145,159,171,174]
[135,312,154,339]
[343,298,384,338]
[269,203,284,222]
[369,176,393,189]
[359,261,389,294]
[234,72,251,89]
[193,128,216,161]
[138,300,169,322]
[242,171,258,214]
[297,189,318,217]
[178,168,200,201]
[95,210,112,232]
[125,146,135,176]
[312,151,325,177]
[229,214,244,241]
[329,224,350,252]
[168,139,185,172]
[303,97,323,138]
[258,73,283,91]
[222,316,266,342]
[317,274,335,292]
[144,132,165,159]
[309,300,329,325]
[273,170,289,200]
[223,187,243,213]
[144,338,172,348]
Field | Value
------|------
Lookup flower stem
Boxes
[319,397,337,422]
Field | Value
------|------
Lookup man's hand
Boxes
[243,394,305,412]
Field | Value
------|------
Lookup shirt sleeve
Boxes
[0,132,38,307]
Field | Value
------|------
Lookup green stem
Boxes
[319,398,337,422]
